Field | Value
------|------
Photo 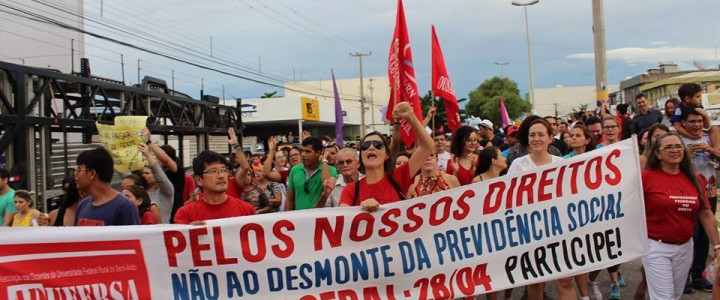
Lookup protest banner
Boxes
[0,138,647,300]
[96,116,148,173]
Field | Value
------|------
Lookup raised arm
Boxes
[394,102,436,177]
[262,136,283,182]
[142,128,177,173]
[228,128,250,185]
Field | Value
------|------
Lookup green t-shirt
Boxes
[0,189,16,224]
[287,163,338,210]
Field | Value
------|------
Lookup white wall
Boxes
[0,0,84,73]
[534,85,618,118]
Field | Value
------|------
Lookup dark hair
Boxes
[450,125,477,157]
[476,147,501,175]
[76,147,114,183]
[642,123,670,159]
[678,83,702,101]
[569,124,597,154]
[358,131,393,175]
[665,97,680,107]
[646,132,704,202]
[14,190,33,205]
[584,116,602,127]
[123,185,152,214]
[517,115,543,147]
[395,151,411,163]
[301,136,323,152]
[520,118,553,147]
[159,144,178,161]
[635,93,647,100]
[192,150,228,178]
[0,168,9,180]
[543,116,557,122]
[681,104,703,121]
[432,131,446,138]
[616,103,628,115]
[123,174,149,189]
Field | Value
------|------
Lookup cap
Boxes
[478,119,494,130]
[506,125,519,136]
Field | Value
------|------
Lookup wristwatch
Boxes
[713,244,720,250]
[321,159,328,163]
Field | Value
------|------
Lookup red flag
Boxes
[386,0,422,147]
[431,25,461,133]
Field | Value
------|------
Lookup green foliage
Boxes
[261,91,278,98]
[419,90,466,132]
[465,77,529,127]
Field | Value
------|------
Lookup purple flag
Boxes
[332,69,344,146]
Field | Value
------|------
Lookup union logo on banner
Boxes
[0,240,150,300]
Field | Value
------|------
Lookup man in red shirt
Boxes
[174,150,255,225]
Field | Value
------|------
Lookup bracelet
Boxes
[714,244,720,250]
[232,143,241,149]
[321,159,328,163]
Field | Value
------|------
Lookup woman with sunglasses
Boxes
[642,132,720,299]
[339,102,435,211]
[446,125,480,186]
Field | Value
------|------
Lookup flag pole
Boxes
[430,91,436,133]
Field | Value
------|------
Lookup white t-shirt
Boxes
[437,152,452,172]
[507,154,563,174]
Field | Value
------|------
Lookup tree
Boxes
[419,90,467,133]
[465,77,529,127]
[261,91,278,98]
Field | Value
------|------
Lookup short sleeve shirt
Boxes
[0,189,17,224]
[75,194,141,226]
[288,164,338,210]
[340,163,411,206]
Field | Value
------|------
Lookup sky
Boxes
[71,0,720,102]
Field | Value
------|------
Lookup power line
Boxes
[0,2,363,101]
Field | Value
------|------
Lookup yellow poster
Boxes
[301,97,320,121]
[96,116,148,173]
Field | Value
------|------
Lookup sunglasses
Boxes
[360,140,385,151]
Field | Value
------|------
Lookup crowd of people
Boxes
[1,84,720,299]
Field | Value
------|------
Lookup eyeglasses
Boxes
[659,144,684,152]
[360,140,385,151]
[603,125,618,129]
[203,168,230,176]
[74,168,91,175]
[337,159,354,166]
[275,155,286,159]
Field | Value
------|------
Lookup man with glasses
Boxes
[74,147,140,226]
[679,109,720,293]
[316,148,362,208]
[174,150,255,225]
[285,136,338,211]
[0,168,16,226]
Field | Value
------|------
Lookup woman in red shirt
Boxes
[642,132,720,299]
[340,102,434,211]
[446,125,479,186]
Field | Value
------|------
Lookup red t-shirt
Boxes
[225,177,243,199]
[140,211,156,225]
[340,163,411,206]
[642,168,710,243]
[173,195,256,224]
[445,157,478,186]
[182,174,196,203]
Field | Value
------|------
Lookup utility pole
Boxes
[592,0,608,106]
[70,39,74,74]
[368,78,376,131]
[120,54,125,84]
[495,62,509,78]
[350,51,372,137]
[554,103,559,118]
[137,59,141,85]
[512,0,539,113]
